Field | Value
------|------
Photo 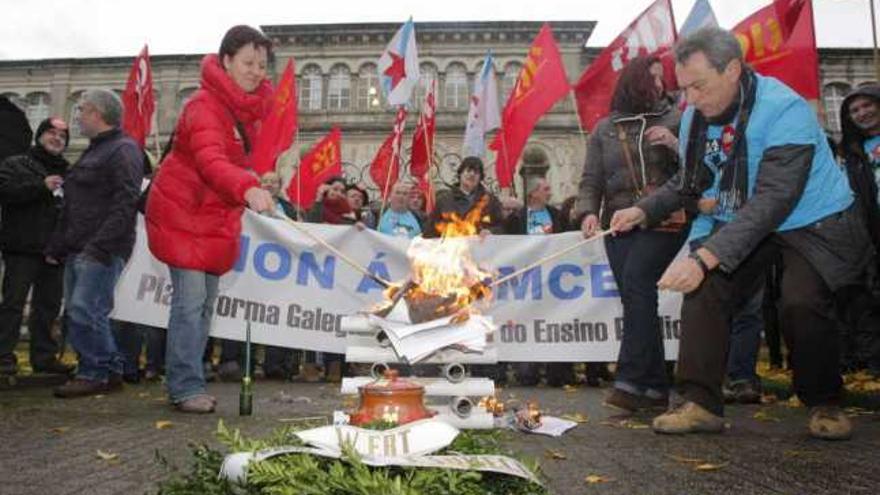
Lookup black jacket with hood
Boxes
[838,84,880,253]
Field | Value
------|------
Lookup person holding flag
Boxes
[611,27,870,440]
[145,25,275,413]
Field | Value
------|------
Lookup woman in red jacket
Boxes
[146,25,274,413]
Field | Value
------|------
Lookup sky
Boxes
[0,0,876,61]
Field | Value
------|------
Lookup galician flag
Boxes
[462,51,501,158]
[378,19,420,106]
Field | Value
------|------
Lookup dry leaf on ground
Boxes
[784,396,804,408]
[96,450,119,461]
[584,474,612,484]
[544,449,567,460]
[49,426,70,434]
[562,385,578,393]
[667,454,705,464]
[560,413,589,423]
[694,462,729,471]
[784,450,820,458]
[154,420,173,430]
[753,410,781,422]
[760,394,778,404]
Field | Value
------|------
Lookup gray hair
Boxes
[674,27,743,72]
[81,89,123,127]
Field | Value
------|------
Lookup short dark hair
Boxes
[324,176,345,187]
[611,55,663,114]
[219,25,273,62]
[674,27,742,72]
[346,183,369,204]
[457,156,485,180]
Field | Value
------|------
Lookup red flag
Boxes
[410,79,436,178]
[732,0,818,100]
[286,127,342,209]
[370,107,407,200]
[489,24,570,189]
[121,45,155,149]
[252,59,298,176]
[573,0,677,131]
[416,175,435,214]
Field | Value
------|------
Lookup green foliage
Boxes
[156,421,547,495]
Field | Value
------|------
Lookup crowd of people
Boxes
[0,25,877,440]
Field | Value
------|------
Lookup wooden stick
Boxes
[272,213,394,289]
[379,106,405,221]
[489,229,613,288]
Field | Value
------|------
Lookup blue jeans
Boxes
[727,286,765,384]
[165,267,218,403]
[64,253,125,382]
[605,228,687,398]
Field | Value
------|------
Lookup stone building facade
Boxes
[0,21,875,204]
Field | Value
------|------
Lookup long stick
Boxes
[489,229,613,288]
[568,90,588,151]
[273,213,394,289]
[379,107,404,221]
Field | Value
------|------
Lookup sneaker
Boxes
[808,406,852,441]
[54,377,120,398]
[31,360,75,376]
[652,401,726,434]
[218,361,242,382]
[175,394,216,414]
[730,380,762,404]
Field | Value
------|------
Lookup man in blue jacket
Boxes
[611,27,872,440]
[48,89,144,398]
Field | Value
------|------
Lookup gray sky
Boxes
[0,0,874,60]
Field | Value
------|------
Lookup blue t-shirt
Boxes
[526,208,553,235]
[680,74,853,244]
[377,209,422,239]
[863,135,880,204]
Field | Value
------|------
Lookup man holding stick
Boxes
[610,27,872,440]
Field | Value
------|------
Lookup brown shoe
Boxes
[175,394,216,414]
[652,401,726,434]
[808,406,852,440]
[53,378,118,398]
[604,389,643,413]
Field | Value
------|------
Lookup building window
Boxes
[327,64,351,111]
[299,65,323,112]
[415,63,438,110]
[503,62,522,100]
[25,92,51,131]
[356,63,381,111]
[443,63,469,110]
[823,82,851,133]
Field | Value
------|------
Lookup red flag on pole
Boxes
[286,127,342,209]
[252,59,298,176]
[370,107,407,200]
[573,0,677,132]
[121,45,155,149]
[732,0,819,100]
[489,23,570,189]
[410,79,436,178]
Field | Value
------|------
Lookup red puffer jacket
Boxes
[146,54,272,275]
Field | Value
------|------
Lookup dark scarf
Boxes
[28,145,69,175]
[683,68,758,216]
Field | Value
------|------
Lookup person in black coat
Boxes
[424,157,504,238]
[0,95,32,163]
[0,117,72,375]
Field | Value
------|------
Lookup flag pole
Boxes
[378,107,402,221]
[870,0,880,81]
[151,119,161,170]
[498,129,517,199]
[295,129,302,221]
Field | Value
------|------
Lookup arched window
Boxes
[299,65,323,112]
[443,63,469,110]
[823,82,852,133]
[415,63,438,110]
[503,62,522,100]
[356,63,381,111]
[66,90,85,138]
[327,64,351,111]
[25,92,51,131]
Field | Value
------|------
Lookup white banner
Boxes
[113,212,683,362]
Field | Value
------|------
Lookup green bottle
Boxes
[239,320,253,416]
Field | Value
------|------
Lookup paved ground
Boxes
[1,378,878,495]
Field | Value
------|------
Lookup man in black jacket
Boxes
[48,89,144,398]
[837,84,880,375]
[0,95,32,163]
[0,117,72,376]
